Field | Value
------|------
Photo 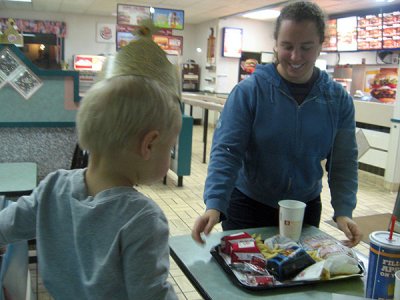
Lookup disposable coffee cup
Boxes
[278,200,306,242]
[394,270,400,300]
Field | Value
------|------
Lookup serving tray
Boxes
[210,244,365,291]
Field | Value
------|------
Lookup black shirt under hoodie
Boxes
[279,66,320,105]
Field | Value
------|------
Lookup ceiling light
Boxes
[6,0,32,2]
[242,9,280,21]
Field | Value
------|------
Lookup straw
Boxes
[389,214,396,240]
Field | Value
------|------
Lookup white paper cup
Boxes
[278,200,306,242]
[394,270,400,300]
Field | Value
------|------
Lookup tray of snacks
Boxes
[210,232,365,290]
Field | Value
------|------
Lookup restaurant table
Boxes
[0,162,37,197]
[169,226,369,300]
[182,93,226,163]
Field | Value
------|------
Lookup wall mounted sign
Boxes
[96,23,115,43]
[73,55,106,71]
[222,27,243,58]
[117,4,151,26]
[152,8,184,30]
[322,8,400,52]
[152,35,183,55]
[337,16,358,52]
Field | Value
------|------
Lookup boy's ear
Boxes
[140,130,160,160]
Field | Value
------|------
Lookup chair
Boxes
[0,197,34,300]
[70,144,89,169]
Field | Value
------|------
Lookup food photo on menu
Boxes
[369,69,398,103]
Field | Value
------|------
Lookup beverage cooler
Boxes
[73,55,107,96]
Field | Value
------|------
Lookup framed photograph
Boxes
[9,68,43,100]
[117,4,151,26]
[152,8,184,30]
[222,27,242,58]
[0,48,21,77]
[96,23,115,43]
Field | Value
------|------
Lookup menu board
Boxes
[357,14,382,50]
[322,8,400,52]
[382,11,400,49]
[152,35,183,55]
[222,27,243,58]
[337,16,358,51]
[322,19,337,51]
[117,4,151,26]
[152,8,184,30]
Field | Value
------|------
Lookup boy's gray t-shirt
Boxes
[0,168,177,300]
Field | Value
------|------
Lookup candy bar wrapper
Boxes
[221,232,253,254]
[231,240,264,263]
[230,261,270,275]
[246,274,275,287]
[250,255,268,269]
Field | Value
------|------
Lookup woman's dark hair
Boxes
[273,1,326,44]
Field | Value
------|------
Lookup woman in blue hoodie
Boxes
[192,1,362,247]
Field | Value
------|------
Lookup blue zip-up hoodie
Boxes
[204,63,358,220]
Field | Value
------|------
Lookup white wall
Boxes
[215,17,274,94]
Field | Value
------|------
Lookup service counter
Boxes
[0,44,193,186]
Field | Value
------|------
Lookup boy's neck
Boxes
[85,154,137,196]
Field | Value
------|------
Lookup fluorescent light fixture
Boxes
[22,33,35,37]
[242,9,280,21]
[6,0,32,2]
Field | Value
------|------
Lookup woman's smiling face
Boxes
[276,19,322,84]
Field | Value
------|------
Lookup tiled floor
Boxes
[31,124,398,300]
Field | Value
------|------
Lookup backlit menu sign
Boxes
[337,16,357,51]
[382,11,400,49]
[117,4,151,26]
[322,8,400,52]
[322,19,337,51]
[357,14,382,50]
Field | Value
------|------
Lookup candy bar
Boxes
[221,232,253,254]
[231,240,264,262]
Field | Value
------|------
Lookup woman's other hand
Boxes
[336,216,363,247]
[191,209,220,244]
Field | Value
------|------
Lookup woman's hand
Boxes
[191,209,220,244]
[335,216,363,247]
